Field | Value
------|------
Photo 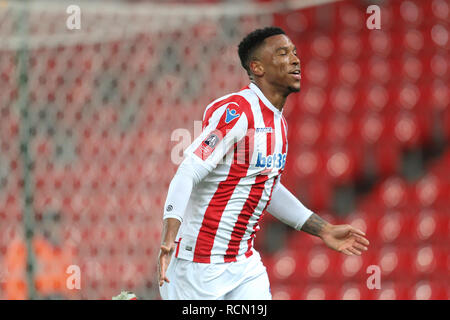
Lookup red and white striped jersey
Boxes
[175,82,288,263]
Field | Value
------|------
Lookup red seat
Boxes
[292,149,325,180]
[374,281,409,300]
[410,208,443,243]
[294,116,324,147]
[335,2,365,32]
[296,85,328,116]
[374,245,413,280]
[302,59,330,87]
[401,56,423,83]
[305,247,342,282]
[323,147,357,185]
[374,177,411,210]
[335,32,363,60]
[265,249,308,285]
[429,80,450,118]
[411,244,447,278]
[270,284,311,300]
[390,111,424,149]
[429,0,450,21]
[376,210,413,245]
[356,112,386,145]
[302,283,339,300]
[337,282,376,300]
[322,115,358,147]
[329,85,358,114]
[368,30,393,58]
[339,255,365,280]
[413,174,447,207]
[409,280,448,300]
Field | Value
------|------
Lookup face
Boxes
[251,34,301,93]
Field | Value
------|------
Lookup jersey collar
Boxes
[249,82,283,116]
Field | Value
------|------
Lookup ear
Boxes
[249,59,264,77]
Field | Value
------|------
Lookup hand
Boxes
[158,244,174,287]
[320,224,370,256]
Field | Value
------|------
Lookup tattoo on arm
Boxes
[300,213,330,237]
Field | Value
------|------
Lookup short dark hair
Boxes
[238,26,286,76]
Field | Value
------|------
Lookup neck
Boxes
[251,79,288,112]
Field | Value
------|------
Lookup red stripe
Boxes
[175,237,182,258]
[194,95,252,161]
[203,95,246,129]
[224,99,276,262]
[193,99,254,263]
[281,116,287,154]
[243,101,278,257]
[245,176,278,257]
[224,175,269,262]
[279,116,288,175]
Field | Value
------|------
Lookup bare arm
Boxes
[300,213,332,238]
[301,213,370,256]
[160,218,181,249]
[158,218,181,286]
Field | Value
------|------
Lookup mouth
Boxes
[289,70,301,80]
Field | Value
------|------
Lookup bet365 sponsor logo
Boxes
[255,152,286,170]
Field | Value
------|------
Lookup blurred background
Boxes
[0,0,448,300]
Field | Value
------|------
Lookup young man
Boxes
[158,27,369,300]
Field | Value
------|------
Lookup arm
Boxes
[158,102,249,286]
[158,156,209,286]
[300,213,331,237]
[265,180,314,230]
[158,217,181,286]
[267,180,370,256]
[301,213,370,256]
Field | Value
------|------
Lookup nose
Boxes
[290,52,300,66]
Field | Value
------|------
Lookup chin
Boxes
[288,84,301,93]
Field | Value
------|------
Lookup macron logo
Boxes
[225,108,240,124]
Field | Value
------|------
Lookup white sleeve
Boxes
[266,180,314,230]
[164,99,249,222]
[163,155,210,222]
[183,102,249,171]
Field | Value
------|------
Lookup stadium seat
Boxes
[323,147,358,185]
[413,173,448,208]
[411,208,440,243]
[302,58,330,87]
[374,245,413,281]
[340,254,366,280]
[301,283,339,300]
[374,281,409,300]
[292,149,325,181]
[411,244,448,278]
[2,0,448,301]
[270,285,300,300]
[337,282,376,300]
[294,116,324,147]
[376,210,414,245]
[305,247,342,282]
[391,111,424,149]
[374,176,411,210]
[409,280,448,300]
